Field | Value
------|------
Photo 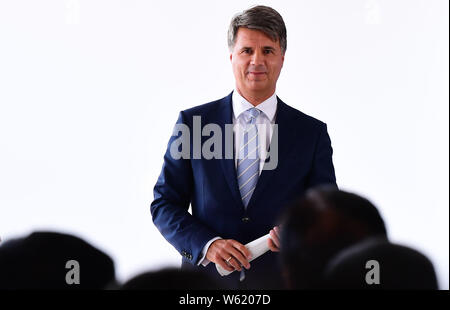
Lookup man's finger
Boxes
[225,256,242,271]
[267,238,279,252]
[270,229,280,248]
[274,226,281,238]
[219,257,235,272]
[226,244,250,269]
[230,240,252,260]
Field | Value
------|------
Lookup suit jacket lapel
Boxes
[218,92,246,209]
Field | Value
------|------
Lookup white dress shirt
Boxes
[197,89,278,267]
[232,89,277,172]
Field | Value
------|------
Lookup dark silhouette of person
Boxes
[322,237,438,289]
[279,186,388,289]
[120,267,224,290]
[0,231,116,289]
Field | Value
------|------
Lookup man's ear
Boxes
[229,53,233,62]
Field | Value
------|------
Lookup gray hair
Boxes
[227,5,287,54]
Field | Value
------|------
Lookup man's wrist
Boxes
[197,236,222,266]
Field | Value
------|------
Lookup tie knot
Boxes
[245,108,260,124]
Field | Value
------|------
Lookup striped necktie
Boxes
[236,107,260,282]
[237,107,261,208]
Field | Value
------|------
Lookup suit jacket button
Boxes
[241,217,250,223]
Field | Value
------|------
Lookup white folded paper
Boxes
[216,233,271,276]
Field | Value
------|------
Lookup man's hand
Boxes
[268,226,281,252]
[206,239,252,272]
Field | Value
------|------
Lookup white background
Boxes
[0,0,448,289]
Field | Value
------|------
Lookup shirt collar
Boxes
[232,89,277,122]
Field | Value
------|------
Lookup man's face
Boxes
[230,27,285,96]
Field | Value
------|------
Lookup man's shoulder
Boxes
[177,94,328,131]
[279,99,327,130]
[181,94,230,117]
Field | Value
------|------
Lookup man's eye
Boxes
[243,49,251,54]
[264,50,273,54]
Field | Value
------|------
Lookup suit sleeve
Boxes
[306,122,338,189]
[150,111,218,265]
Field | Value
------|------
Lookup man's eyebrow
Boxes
[240,46,277,51]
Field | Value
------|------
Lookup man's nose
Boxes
[250,50,264,66]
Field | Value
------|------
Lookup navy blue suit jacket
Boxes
[150,92,337,289]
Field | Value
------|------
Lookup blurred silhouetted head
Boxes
[0,231,116,289]
[120,267,223,290]
[280,186,388,289]
[322,237,438,290]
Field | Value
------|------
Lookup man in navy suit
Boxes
[150,5,337,289]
